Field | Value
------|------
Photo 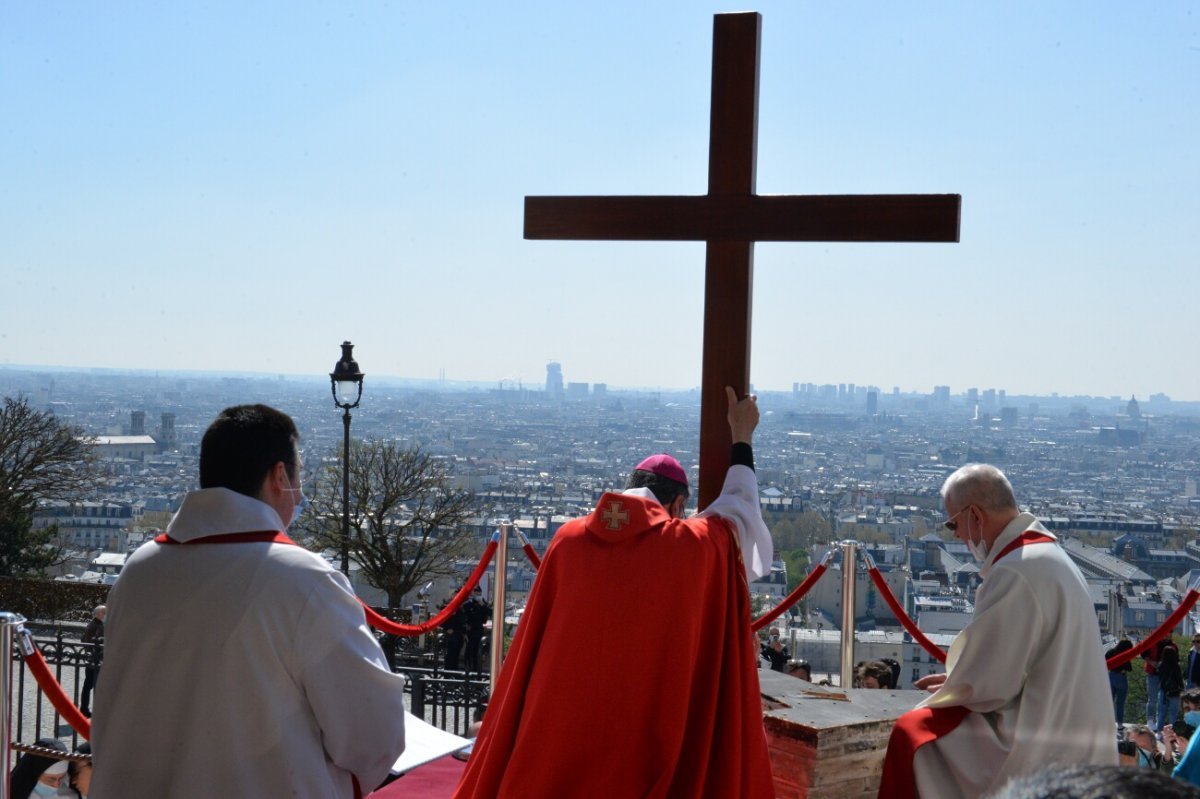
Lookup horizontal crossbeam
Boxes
[525,194,961,243]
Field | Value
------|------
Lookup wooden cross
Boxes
[525,12,960,508]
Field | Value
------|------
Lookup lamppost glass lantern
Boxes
[330,341,365,410]
[330,341,365,577]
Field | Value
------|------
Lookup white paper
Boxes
[391,712,471,774]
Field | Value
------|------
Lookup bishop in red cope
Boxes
[454,388,775,798]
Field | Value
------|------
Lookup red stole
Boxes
[877,530,1055,799]
[154,531,296,545]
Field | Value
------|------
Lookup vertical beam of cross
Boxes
[700,12,758,512]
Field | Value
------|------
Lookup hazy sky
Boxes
[3,2,1197,398]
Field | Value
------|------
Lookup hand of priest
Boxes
[726,386,758,444]
[914,672,948,693]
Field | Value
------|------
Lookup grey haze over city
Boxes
[4,360,1198,689]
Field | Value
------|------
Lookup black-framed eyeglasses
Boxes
[943,506,971,533]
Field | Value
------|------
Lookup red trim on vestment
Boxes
[154,531,296,545]
[879,706,971,799]
[992,531,1055,563]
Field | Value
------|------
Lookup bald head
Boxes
[941,464,1018,515]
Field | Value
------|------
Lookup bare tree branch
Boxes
[300,440,475,606]
[0,397,99,576]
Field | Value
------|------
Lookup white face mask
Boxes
[966,525,990,563]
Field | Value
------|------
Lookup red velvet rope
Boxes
[866,565,1199,671]
[361,540,498,636]
[521,542,541,570]
[751,563,828,633]
[1106,589,1200,670]
[19,634,91,739]
[867,566,949,664]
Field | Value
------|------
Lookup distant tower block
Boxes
[866,390,878,415]
[545,362,564,401]
[160,412,177,450]
[130,410,146,436]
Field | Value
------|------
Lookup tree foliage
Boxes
[301,440,475,607]
[769,510,833,552]
[766,510,833,596]
[0,397,98,577]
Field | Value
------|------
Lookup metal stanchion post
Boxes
[840,541,858,689]
[489,525,510,693]
[1,611,28,799]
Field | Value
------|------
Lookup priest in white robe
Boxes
[880,464,1117,799]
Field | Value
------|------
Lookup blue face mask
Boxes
[282,471,308,528]
[288,491,309,526]
[1187,710,1200,727]
[32,782,59,797]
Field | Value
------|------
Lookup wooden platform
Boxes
[759,671,925,798]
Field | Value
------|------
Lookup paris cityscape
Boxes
[3,360,1197,687]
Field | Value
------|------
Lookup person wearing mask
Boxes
[1167,688,1200,785]
[92,404,407,798]
[9,738,69,799]
[1128,724,1174,772]
[879,464,1116,798]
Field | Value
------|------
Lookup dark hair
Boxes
[786,659,811,678]
[855,660,893,689]
[199,405,298,497]
[625,469,689,507]
[1183,687,1200,707]
[10,737,68,798]
[989,764,1200,798]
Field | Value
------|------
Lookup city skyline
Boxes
[3,3,1197,399]
[0,360,1183,408]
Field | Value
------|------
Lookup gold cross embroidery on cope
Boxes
[600,500,630,531]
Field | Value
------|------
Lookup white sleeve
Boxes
[697,464,773,582]
[919,565,1041,712]
[297,571,408,790]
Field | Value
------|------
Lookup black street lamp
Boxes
[330,341,365,577]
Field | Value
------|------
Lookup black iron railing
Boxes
[9,630,95,748]
[395,666,490,736]
[9,628,491,744]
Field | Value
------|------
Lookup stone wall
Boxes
[760,671,924,798]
